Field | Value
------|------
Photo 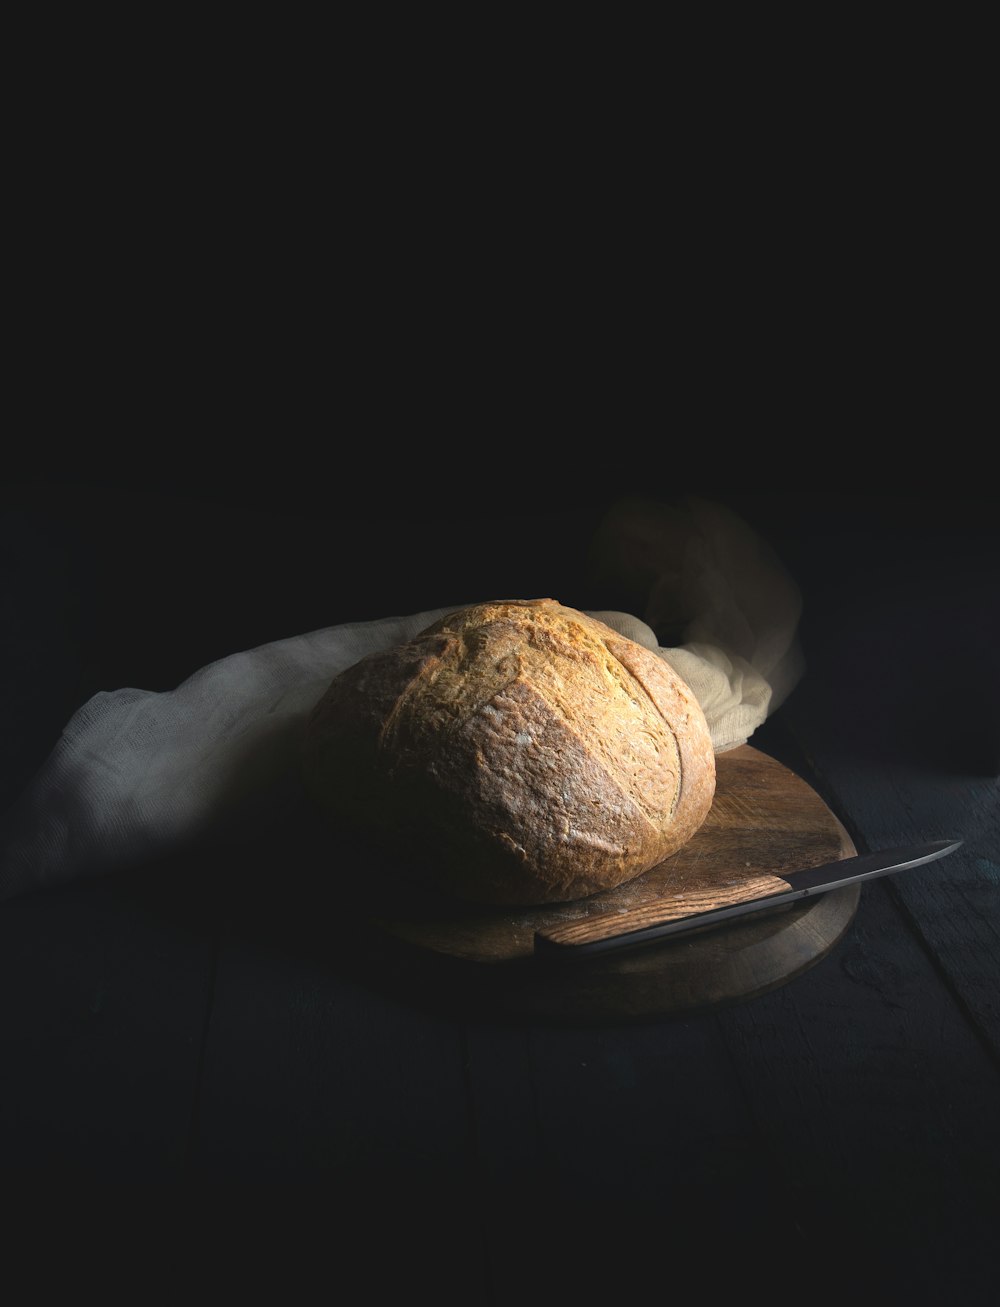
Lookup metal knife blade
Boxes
[533,839,963,960]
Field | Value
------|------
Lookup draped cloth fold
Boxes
[0,496,803,902]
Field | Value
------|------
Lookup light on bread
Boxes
[301,598,716,905]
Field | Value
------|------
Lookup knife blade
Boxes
[533,839,963,960]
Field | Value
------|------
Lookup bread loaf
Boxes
[301,599,715,905]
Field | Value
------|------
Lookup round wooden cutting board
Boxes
[340,746,859,1024]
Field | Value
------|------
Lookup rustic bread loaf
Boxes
[301,598,716,905]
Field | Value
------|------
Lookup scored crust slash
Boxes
[301,598,716,906]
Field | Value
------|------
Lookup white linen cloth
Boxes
[0,496,803,902]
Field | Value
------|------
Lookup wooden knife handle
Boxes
[533,872,792,953]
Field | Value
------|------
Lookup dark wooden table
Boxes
[2,483,997,1302]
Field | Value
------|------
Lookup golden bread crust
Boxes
[301,598,716,905]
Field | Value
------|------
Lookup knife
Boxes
[533,839,963,961]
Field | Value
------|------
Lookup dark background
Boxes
[3,72,996,1289]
